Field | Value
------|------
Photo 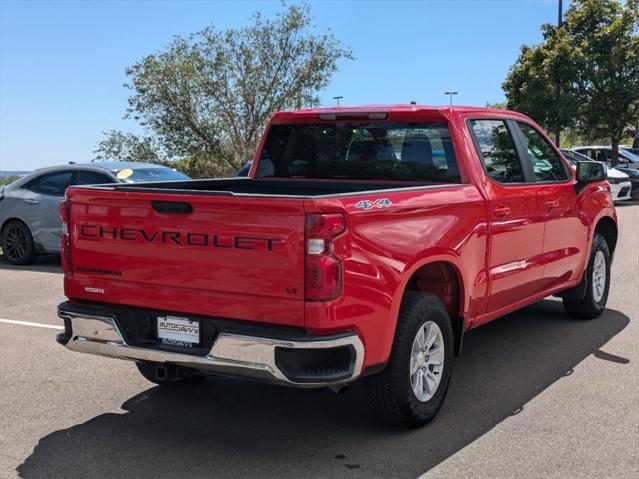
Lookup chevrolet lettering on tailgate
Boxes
[79,224,283,251]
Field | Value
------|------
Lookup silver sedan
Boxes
[0,162,190,264]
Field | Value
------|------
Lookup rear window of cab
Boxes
[257,123,461,183]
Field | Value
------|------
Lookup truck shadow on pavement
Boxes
[17,300,630,479]
[0,254,61,274]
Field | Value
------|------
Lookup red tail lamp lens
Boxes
[305,213,345,301]
[59,199,72,275]
[306,214,345,239]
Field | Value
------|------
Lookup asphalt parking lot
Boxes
[1,203,638,479]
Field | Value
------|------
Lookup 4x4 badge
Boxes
[355,198,393,210]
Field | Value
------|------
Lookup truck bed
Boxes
[87,178,441,197]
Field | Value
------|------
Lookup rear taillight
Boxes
[59,199,72,275]
[305,213,345,301]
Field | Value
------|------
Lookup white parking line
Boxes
[0,318,64,330]
[0,268,62,276]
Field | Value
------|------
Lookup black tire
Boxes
[365,291,454,429]
[563,233,611,319]
[136,361,206,386]
[1,220,37,265]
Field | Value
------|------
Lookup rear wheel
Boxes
[136,361,206,386]
[365,292,454,428]
[1,220,37,265]
[563,233,611,319]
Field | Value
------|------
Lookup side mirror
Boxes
[575,161,606,192]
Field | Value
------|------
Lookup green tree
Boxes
[95,3,352,177]
[93,131,241,178]
[485,101,507,109]
[94,131,166,164]
[0,176,21,186]
[503,0,639,160]
[566,0,639,163]
[503,25,580,146]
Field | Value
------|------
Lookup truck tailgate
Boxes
[65,188,305,327]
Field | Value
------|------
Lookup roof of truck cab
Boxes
[270,104,527,123]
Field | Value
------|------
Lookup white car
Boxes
[571,146,639,200]
[560,149,632,202]
[605,167,633,202]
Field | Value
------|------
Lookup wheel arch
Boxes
[391,257,468,357]
[556,214,617,301]
[1,217,31,235]
[594,215,618,256]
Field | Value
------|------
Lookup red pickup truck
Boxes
[57,105,617,428]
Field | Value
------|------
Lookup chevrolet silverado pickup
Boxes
[56,106,617,428]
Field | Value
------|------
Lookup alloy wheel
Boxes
[4,225,29,262]
[409,321,445,402]
[592,250,606,303]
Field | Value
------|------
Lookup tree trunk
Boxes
[611,137,619,167]
[554,123,561,147]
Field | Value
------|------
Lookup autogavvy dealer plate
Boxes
[157,315,200,347]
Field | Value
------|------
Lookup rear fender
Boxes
[381,252,468,361]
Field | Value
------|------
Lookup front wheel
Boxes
[563,233,611,319]
[365,291,454,429]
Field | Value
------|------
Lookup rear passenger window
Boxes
[598,150,612,163]
[469,120,524,183]
[77,171,112,185]
[25,171,73,196]
[516,122,568,182]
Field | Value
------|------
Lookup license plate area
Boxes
[157,315,200,347]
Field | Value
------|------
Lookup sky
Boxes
[0,0,565,171]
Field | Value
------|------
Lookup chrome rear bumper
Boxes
[57,306,364,388]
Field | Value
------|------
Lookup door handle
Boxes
[544,199,560,210]
[23,199,39,206]
[493,205,511,218]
